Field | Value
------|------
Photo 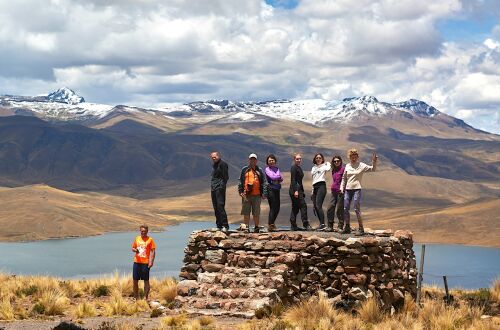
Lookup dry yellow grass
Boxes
[157,278,178,304]
[36,288,70,316]
[491,278,500,302]
[103,293,134,316]
[0,273,178,321]
[160,313,187,327]
[357,297,384,324]
[74,301,96,318]
[283,292,338,330]
[0,298,15,321]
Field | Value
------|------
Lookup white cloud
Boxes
[0,0,498,133]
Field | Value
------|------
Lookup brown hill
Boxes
[0,185,173,242]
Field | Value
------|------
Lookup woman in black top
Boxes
[289,153,312,231]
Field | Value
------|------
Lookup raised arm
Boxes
[362,153,378,172]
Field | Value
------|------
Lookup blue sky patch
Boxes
[437,17,498,42]
[265,0,299,9]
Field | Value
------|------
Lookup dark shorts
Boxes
[133,262,150,281]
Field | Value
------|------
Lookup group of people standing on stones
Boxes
[210,149,378,235]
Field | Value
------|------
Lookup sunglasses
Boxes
[333,160,341,163]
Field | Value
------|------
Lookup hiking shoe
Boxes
[268,224,277,232]
[341,227,351,234]
[317,224,327,231]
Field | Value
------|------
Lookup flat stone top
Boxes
[190,228,414,244]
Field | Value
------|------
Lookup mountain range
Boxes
[0,88,485,133]
[0,88,498,245]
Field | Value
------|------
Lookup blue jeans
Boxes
[343,189,363,229]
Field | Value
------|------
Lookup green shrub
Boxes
[92,285,110,297]
[31,303,45,315]
[16,285,39,297]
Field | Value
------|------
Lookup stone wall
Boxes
[176,229,417,317]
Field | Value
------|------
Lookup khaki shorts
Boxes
[241,195,261,216]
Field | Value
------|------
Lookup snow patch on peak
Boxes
[47,87,85,105]
[343,95,379,103]
[395,99,439,117]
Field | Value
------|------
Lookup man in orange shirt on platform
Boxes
[132,224,156,300]
[237,153,268,233]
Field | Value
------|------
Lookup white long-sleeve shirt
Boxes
[340,162,375,191]
[311,162,332,189]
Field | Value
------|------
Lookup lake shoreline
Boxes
[1,218,499,249]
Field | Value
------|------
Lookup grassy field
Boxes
[0,273,498,329]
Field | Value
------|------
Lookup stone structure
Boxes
[176,229,417,317]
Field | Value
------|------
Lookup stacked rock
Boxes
[176,229,417,317]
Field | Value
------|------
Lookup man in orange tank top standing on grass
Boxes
[132,224,156,300]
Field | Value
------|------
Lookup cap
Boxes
[248,153,257,159]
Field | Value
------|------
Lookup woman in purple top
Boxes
[326,155,345,231]
[265,154,283,232]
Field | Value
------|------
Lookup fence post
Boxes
[443,275,450,304]
[416,244,426,305]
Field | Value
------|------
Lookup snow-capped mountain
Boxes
[161,95,442,125]
[0,88,477,131]
[47,87,85,104]
[0,88,113,121]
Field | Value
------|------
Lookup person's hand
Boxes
[372,152,378,163]
[148,262,153,269]
[294,191,299,198]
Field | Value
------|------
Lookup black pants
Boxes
[267,188,280,225]
[313,182,327,225]
[326,191,344,227]
[289,191,309,227]
[211,188,228,229]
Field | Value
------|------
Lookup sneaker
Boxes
[253,226,261,233]
[326,226,334,232]
[268,224,277,232]
[357,228,365,235]
[222,227,229,233]
[304,225,313,231]
[317,224,327,231]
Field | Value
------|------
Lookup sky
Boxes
[0,0,499,133]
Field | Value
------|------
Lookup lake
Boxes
[0,222,498,289]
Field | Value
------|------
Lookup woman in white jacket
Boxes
[311,153,331,230]
[340,149,378,234]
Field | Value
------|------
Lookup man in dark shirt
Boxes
[211,151,229,231]
[289,153,312,231]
